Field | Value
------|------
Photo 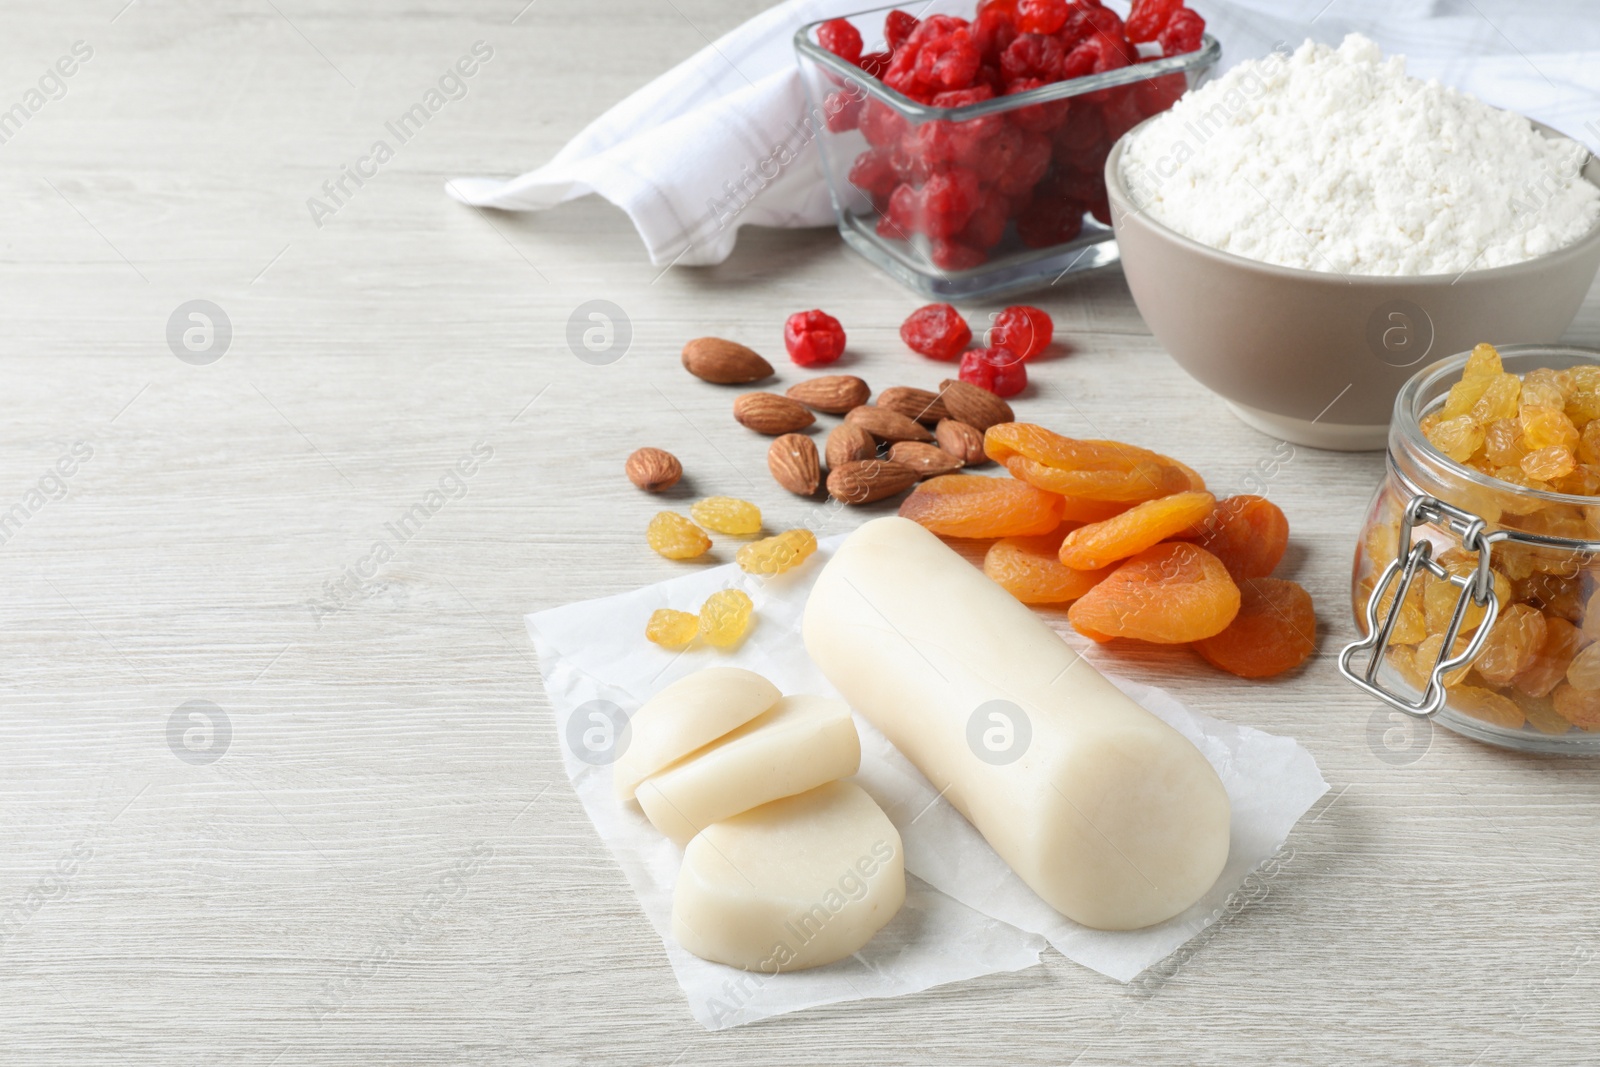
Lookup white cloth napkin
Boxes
[525,534,1328,1027]
[450,0,1600,266]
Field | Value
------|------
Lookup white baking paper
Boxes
[527,534,1328,1025]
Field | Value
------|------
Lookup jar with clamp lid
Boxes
[1341,344,1600,753]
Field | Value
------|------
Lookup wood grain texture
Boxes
[2,1,1599,1063]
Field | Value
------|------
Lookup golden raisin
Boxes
[1520,405,1578,451]
[1471,603,1546,686]
[1423,414,1483,462]
[648,512,712,559]
[1463,342,1503,380]
[1512,616,1586,698]
[1552,683,1600,730]
[1566,642,1600,691]
[736,528,818,575]
[698,589,754,648]
[691,496,762,535]
[1415,632,1472,688]
[1524,698,1574,735]
[646,608,700,649]
[1469,373,1521,424]
[1520,446,1576,482]
[1483,419,1529,467]
[1452,685,1526,730]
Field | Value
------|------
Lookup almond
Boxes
[935,419,988,466]
[938,380,1013,431]
[768,433,822,496]
[786,375,870,415]
[826,422,877,469]
[826,459,920,505]
[624,447,682,492]
[876,385,949,425]
[844,405,935,444]
[734,393,815,435]
[682,337,774,384]
[888,441,964,477]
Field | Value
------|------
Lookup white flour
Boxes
[1119,34,1600,276]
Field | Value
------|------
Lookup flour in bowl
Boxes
[1118,34,1600,276]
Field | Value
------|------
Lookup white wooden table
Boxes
[3,2,1599,1063]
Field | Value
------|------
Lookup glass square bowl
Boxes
[794,2,1220,301]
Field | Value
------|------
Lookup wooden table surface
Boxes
[4,1,1600,1063]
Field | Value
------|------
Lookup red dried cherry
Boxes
[784,310,847,367]
[1005,78,1070,133]
[1016,0,1068,34]
[992,131,1052,195]
[885,10,920,51]
[1159,9,1205,55]
[1136,68,1187,115]
[958,196,1010,249]
[858,50,893,77]
[860,100,909,148]
[824,89,864,132]
[931,240,988,271]
[915,30,981,90]
[818,19,864,64]
[991,306,1053,360]
[959,346,1028,396]
[1125,0,1180,42]
[848,149,898,205]
[1000,33,1064,82]
[1017,194,1084,247]
[973,8,1018,65]
[921,168,981,237]
[901,304,973,361]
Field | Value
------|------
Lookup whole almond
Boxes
[786,375,870,414]
[624,447,682,492]
[888,441,964,477]
[826,422,877,469]
[845,405,935,444]
[734,393,815,435]
[935,419,988,466]
[768,433,822,496]
[826,459,920,504]
[682,337,774,384]
[938,379,1014,431]
[877,385,950,425]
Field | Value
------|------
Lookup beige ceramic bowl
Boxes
[1105,118,1600,450]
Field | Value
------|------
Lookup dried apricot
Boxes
[736,528,818,575]
[1192,578,1316,678]
[984,529,1113,604]
[898,474,1064,538]
[1176,494,1289,580]
[646,608,700,649]
[1511,616,1585,698]
[691,496,762,535]
[985,423,1200,503]
[698,589,754,648]
[1067,542,1240,644]
[1470,603,1546,686]
[1452,684,1526,730]
[648,512,712,560]
[1057,490,1215,570]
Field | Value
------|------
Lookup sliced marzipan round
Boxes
[612,667,780,802]
[672,780,905,972]
[637,695,861,844]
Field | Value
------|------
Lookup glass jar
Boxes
[793,3,1220,300]
[1343,344,1600,754]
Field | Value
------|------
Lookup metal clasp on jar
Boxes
[1339,495,1501,718]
